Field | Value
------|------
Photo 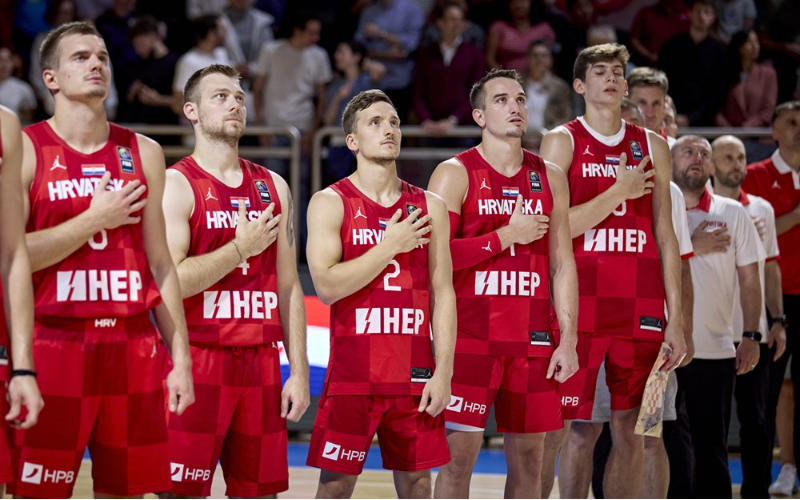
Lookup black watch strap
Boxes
[772,315,789,327]
[743,331,762,342]
[10,369,37,379]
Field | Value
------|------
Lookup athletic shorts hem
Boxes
[382,456,450,473]
[161,482,210,497]
[226,480,289,497]
[9,486,76,499]
[497,419,564,434]
[306,457,363,476]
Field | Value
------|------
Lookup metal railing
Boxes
[125,124,302,239]
[311,125,773,195]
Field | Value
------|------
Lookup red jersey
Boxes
[170,156,283,346]
[453,147,555,357]
[0,118,8,376]
[561,118,665,340]
[326,178,434,396]
[742,153,800,294]
[25,121,161,319]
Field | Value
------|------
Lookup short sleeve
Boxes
[253,43,273,78]
[734,203,765,267]
[670,183,693,257]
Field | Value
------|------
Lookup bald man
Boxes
[712,135,784,498]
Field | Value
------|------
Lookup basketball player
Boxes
[0,105,43,494]
[11,22,194,498]
[305,89,455,499]
[429,69,578,499]
[541,43,686,499]
[159,64,309,498]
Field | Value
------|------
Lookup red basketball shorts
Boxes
[9,314,170,498]
[559,332,662,420]
[445,353,562,433]
[307,393,450,475]
[163,343,287,497]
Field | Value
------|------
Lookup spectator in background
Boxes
[659,0,727,126]
[523,40,571,132]
[486,0,555,73]
[74,0,112,20]
[126,16,179,130]
[0,46,36,122]
[713,0,755,43]
[30,0,79,115]
[173,15,231,112]
[252,11,331,190]
[716,30,778,128]
[96,0,140,117]
[323,40,386,184]
[354,0,424,121]
[12,0,51,73]
[187,0,228,18]
[414,2,485,136]
[221,0,274,81]
[420,0,484,49]
[221,0,274,121]
[629,0,691,66]
[552,0,595,82]
[758,0,800,103]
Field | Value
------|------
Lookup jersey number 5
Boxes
[383,259,401,291]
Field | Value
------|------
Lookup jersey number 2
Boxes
[383,260,401,291]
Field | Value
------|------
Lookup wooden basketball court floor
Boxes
[62,442,775,498]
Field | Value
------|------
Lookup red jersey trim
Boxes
[738,190,751,206]
[681,252,694,260]
[690,188,713,212]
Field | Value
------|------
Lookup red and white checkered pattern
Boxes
[170,157,284,346]
[9,315,170,498]
[453,148,555,357]
[562,119,666,340]
[24,121,161,318]
[446,353,562,433]
[163,343,287,497]
[325,179,434,396]
[307,394,449,475]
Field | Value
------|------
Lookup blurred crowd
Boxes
[1,0,798,176]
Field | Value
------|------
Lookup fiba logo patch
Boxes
[21,463,43,484]
[447,395,464,412]
[170,463,184,482]
[322,442,341,460]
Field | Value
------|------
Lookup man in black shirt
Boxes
[658,0,727,127]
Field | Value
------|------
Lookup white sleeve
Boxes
[670,182,693,257]
[253,43,272,78]
[734,204,765,267]
[173,56,191,94]
[762,201,780,260]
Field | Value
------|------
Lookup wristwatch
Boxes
[772,315,789,328]
[742,331,762,342]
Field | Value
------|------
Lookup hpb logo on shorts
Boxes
[322,441,365,462]
[21,462,74,485]
[562,396,579,407]
[447,395,486,414]
[170,462,211,483]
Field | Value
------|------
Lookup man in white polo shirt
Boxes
[672,134,763,498]
[712,135,785,499]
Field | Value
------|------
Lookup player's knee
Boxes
[158,492,195,499]
[643,435,663,451]
[404,474,432,499]
[567,422,603,446]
